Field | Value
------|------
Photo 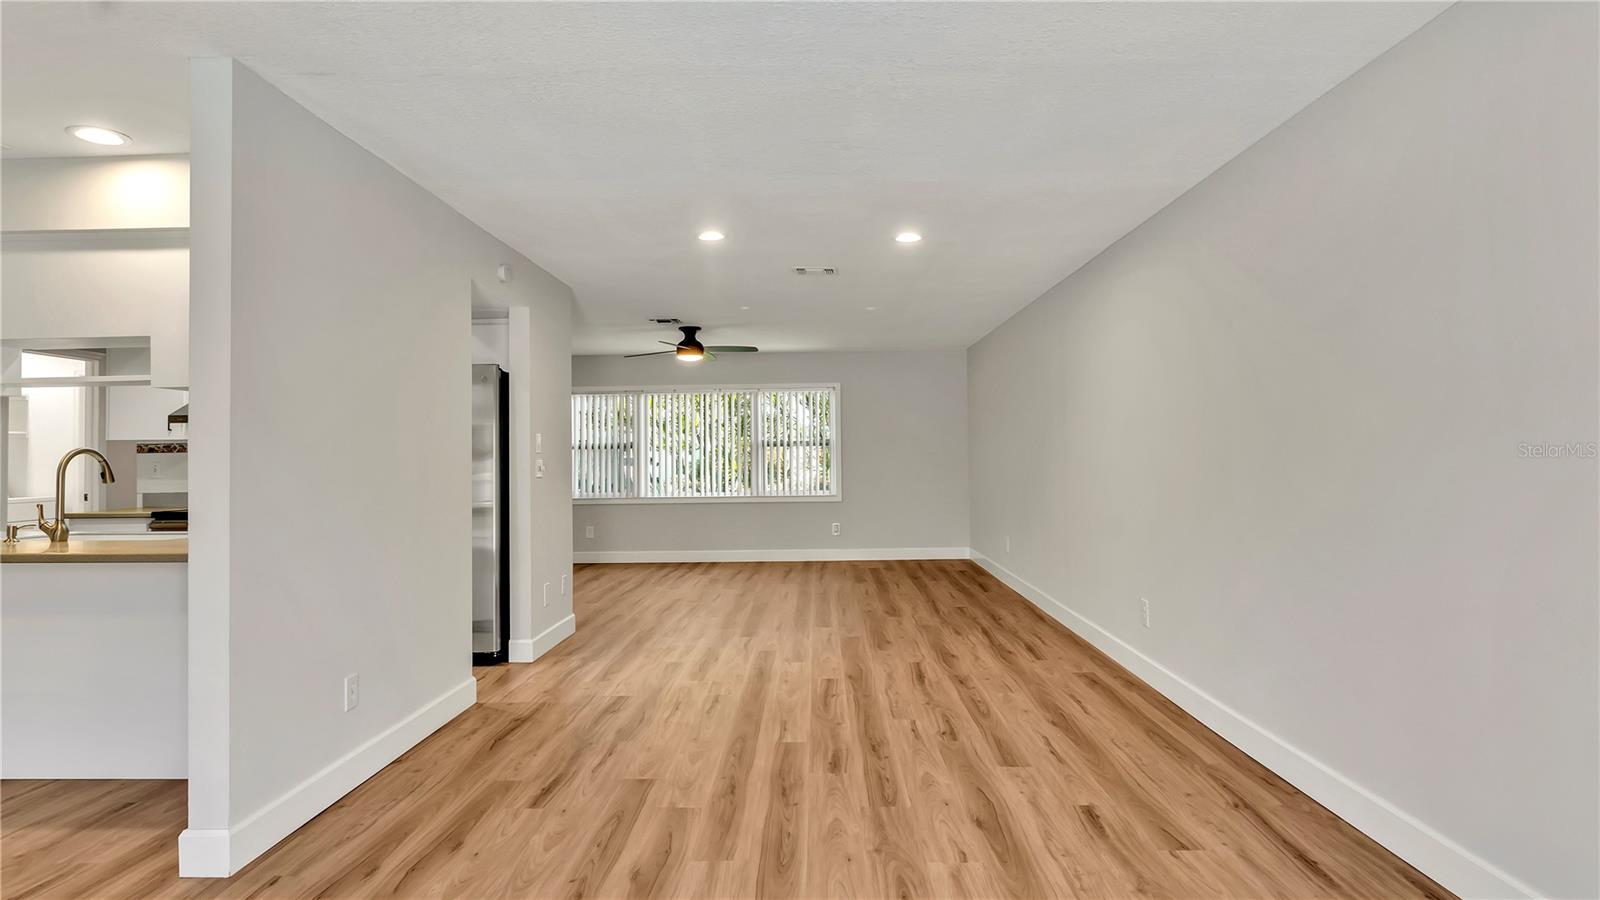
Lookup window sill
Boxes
[574,494,841,506]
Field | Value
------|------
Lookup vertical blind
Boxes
[571,392,635,498]
[572,386,837,500]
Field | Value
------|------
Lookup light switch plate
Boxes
[535,459,546,478]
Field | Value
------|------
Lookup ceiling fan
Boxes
[625,326,758,362]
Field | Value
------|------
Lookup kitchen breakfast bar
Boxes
[1,537,188,779]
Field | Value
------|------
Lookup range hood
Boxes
[167,404,188,430]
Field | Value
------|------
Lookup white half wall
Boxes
[184,58,574,877]
[967,5,1597,898]
[572,350,969,561]
[1,562,187,779]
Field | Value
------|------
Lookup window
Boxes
[4,351,105,523]
[573,385,838,502]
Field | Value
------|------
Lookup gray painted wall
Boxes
[187,59,574,874]
[573,350,968,557]
[967,5,1596,898]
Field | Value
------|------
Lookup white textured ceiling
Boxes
[2,2,1445,354]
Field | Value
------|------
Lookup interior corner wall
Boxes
[510,303,575,659]
[475,303,575,665]
[966,5,1598,898]
[572,350,969,561]
[183,58,574,877]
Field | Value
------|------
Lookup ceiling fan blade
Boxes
[704,345,759,353]
[657,341,678,347]
[623,350,675,358]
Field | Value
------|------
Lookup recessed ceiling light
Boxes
[740,306,750,310]
[865,306,878,311]
[698,231,725,242]
[67,125,131,146]
[894,231,922,243]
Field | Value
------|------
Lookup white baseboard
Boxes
[969,552,1540,900]
[574,547,972,564]
[508,613,576,663]
[177,677,477,878]
[176,828,230,879]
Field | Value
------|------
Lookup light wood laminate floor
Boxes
[1,561,1450,899]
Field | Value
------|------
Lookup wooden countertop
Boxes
[1,538,188,563]
[63,507,183,520]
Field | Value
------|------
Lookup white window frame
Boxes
[573,382,841,505]
[4,350,106,522]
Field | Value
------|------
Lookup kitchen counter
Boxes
[63,507,181,520]
[0,538,188,563]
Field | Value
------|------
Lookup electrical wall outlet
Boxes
[535,432,543,454]
[561,574,570,596]
[1141,598,1151,628]
[584,525,594,539]
[831,522,841,536]
[543,582,551,608]
[1005,535,1011,553]
[343,673,359,712]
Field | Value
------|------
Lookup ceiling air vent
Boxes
[646,317,683,325]
[793,267,837,276]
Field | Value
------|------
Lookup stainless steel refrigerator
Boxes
[471,364,509,665]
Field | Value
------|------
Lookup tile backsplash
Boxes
[136,444,187,497]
